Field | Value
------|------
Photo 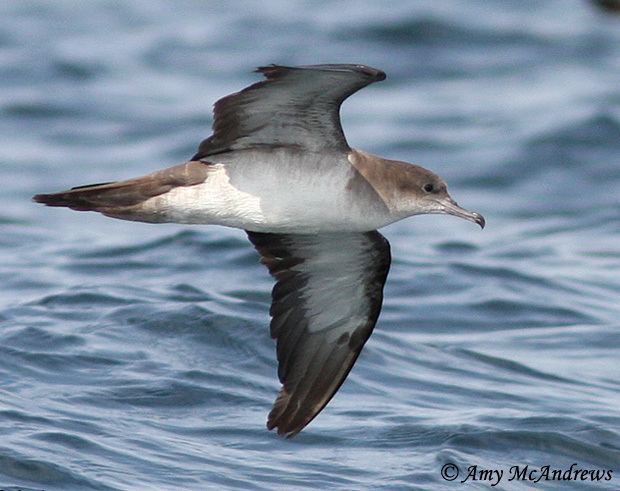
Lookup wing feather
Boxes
[247,230,391,437]
[193,64,386,159]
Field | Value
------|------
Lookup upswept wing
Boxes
[247,230,391,437]
[193,64,386,159]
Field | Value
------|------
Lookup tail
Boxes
[33,161,210,222]
[34,180,141,211]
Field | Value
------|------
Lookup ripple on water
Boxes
[0,452,111,491]
[448,430,620,468]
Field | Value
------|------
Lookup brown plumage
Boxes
[33,161,210,221]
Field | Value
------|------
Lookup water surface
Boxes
[1,1,619,489]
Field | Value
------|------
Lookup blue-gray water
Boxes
[2,1,620,490]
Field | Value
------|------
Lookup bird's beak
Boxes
[436,197,485,229]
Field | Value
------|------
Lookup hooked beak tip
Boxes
[473,212,486,229]
[438,197,485,230]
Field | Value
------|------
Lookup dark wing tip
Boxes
[254,64,288,79]
[255,64,386,82]
[266,387,311,438]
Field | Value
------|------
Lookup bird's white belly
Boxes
[144,163,388,233]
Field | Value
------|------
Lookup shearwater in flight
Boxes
[34,64,484,437]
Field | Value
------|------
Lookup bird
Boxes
[33,64,485,437]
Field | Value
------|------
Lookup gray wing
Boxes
[246,230,391,437]
[193,64,386,159]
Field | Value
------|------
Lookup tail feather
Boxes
[33,179,163,211]
[32,161,210,217]
[34,181,130,210]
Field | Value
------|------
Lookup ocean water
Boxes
[1,0,620,489]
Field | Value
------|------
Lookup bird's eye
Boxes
[423,183,434,193]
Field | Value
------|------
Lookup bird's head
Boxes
[397,164,485,229]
